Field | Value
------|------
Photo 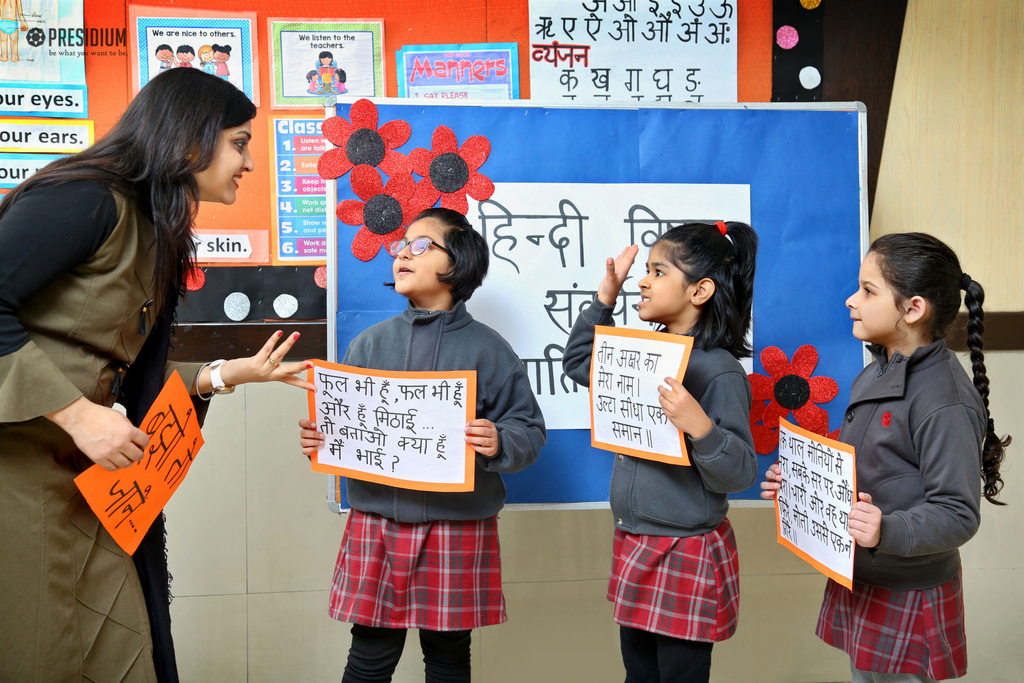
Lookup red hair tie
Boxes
[715,221,728,236]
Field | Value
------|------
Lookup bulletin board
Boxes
[326,99,868,508]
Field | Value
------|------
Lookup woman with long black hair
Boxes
[0,68,311,682]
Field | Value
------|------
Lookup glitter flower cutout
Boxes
[337,165,433,261]
[748,344,840,454]
[410,125,494,215]
[318,99,412,180]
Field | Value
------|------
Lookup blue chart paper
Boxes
[328,101,866,507]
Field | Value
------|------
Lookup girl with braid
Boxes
[763,232,1011,682]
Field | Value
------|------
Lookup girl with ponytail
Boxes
[763,232,1010,682]
[563,221,759,682]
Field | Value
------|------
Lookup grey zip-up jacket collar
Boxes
[842,339,985,590]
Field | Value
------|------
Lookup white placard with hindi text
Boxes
[775,418,858,590]
[528,0,738,104]
[307,360,477,492]
[590,325,693,464]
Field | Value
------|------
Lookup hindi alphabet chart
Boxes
[270,116,328,262]
[307,360,478,492]
[467,181,751,429]
[775,418,857,589]
[590,325,693,464]
[74,372,205,555]
[528,0,737,103]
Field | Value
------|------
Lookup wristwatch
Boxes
[209,359,235,395]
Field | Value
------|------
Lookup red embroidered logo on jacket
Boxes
[881,412,892,427]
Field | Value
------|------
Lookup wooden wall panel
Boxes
[873,0,1024,312]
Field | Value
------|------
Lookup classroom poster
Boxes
[0,0,87,118]
[775,418,857,589]
[528,0,737,103]
[74,372,205,555]
[268,19,384,109]
[269,117,328,263]
[396,43,520,100]
[590,325,693,464]
[0,152,64,188]
[469,182,752,429]
[129,5,259,105]
[307,360,477,492]
[0,118,93,153]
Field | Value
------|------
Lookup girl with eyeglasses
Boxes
[298,207,546,683]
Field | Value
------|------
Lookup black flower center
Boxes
[429,152,469,193]
[774,374,811,411]
[362,194,403,235]
[346,128,386,167]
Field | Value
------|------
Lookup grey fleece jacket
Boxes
[843,340,985,590]
[343,301,546,523]
[563,300,757,537]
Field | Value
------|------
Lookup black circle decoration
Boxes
[26,28,46,48]
[362,194,403,235]
[345,128,387,168]
[774,374,811,411]
[429,152,470,193]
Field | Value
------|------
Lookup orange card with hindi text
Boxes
[75,371,204,555]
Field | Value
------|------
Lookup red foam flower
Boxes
[337,165,435,261]
[748,344,840,454]
[409,125,494,215]
[318,99,412,180]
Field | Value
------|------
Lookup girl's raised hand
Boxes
[597,244,640,306]
[760,463,783,500]
[658,377,713,439]
[848,492,882,549]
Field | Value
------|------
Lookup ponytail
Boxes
[652,221,758,358]
[962,276,1011,505]
[871,232,1011,505]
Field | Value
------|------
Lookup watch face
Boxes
[213,385,235,395]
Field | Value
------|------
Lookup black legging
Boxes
[619,626,714,683]
[341,624,472,683]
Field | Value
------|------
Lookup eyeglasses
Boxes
[387,237,451,258]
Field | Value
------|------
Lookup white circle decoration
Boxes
[799,66,822,90]
[223,292,251,321]
[273,293,299,319]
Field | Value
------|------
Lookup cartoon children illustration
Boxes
[0,0,27,63]
[305,51,347,94]
[175,45,194,68]
[198,45,216,75]
[154,44,174,71]
[212,44,231,80]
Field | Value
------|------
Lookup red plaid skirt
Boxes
[607,519,740,642]
[816,571,967,679]
[328,509,507,631]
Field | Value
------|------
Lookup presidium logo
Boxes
[25,28,45,48]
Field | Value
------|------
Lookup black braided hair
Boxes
[871,232,1010,505]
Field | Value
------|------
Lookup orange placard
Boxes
[74,371,204,555]
[774,418,858,590]
[307,359,477,492]
[589,325,694,465]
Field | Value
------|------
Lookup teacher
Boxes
[0,69,311,682]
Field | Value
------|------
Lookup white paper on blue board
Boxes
[527,0,737,104]
[464,182,750,429]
